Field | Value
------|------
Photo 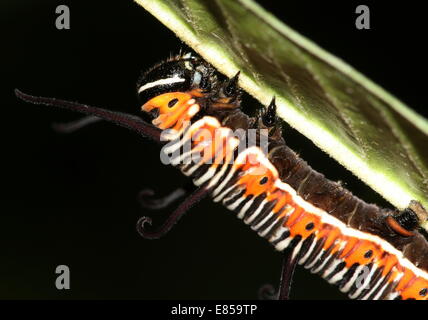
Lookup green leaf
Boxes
[135,0,428,229]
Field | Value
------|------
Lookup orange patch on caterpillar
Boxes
[378,253,399,278]
[395,269,416,293]
[278,205,294,223]
[342,240,380,267]
[322,227,341,252]
[269,190,290,215]
[386,216,414,237]
[400,277,428,300]
[285,206,304,228]
[314,223,334,243]
[142,92,195,130]
[188,88,206,98]
[237,162,276,197]
[288,211,322,238]
[339,237,361,260]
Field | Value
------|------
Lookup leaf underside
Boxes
[135,0,428,227]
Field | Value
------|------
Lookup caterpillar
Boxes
[15,52,428,300]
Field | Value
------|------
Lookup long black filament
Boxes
[52,115,103,134]
[15,89,161,142]
[136,186,210,239]
[138,182,197,210]
[277,249,299,300]
[258,248,298,300]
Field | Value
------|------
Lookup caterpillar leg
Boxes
[136,185,210,239]
[138,182,196,210]
[15,89,161,142]
[258,249,299,300]
[52,115,102,133]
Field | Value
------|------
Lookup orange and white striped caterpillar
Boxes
[15,52,428,300]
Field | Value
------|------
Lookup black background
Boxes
[1,1,427,299]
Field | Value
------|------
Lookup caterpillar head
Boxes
[137,53,216,130]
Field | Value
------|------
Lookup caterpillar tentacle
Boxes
[136,185,210,239]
